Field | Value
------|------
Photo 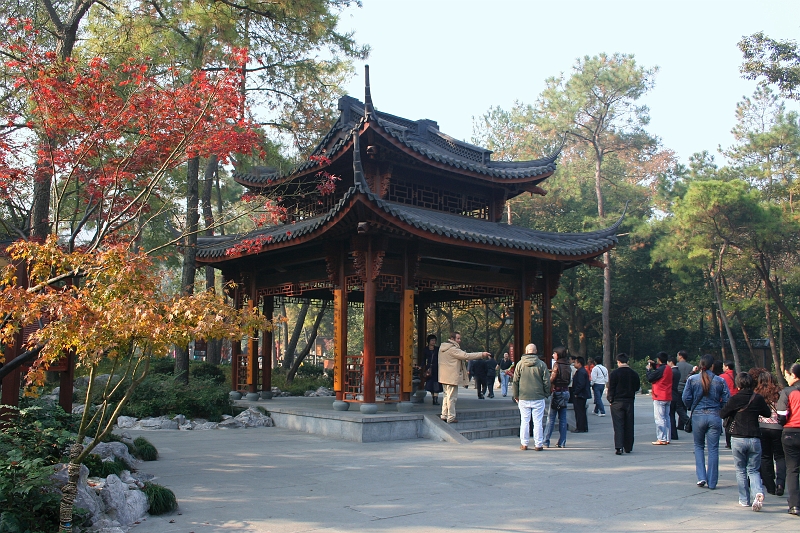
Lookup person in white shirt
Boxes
[591,356,609,416]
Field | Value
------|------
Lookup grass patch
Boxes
[142,482,177,515]
[83,455,128,478]
[133,437,158,461]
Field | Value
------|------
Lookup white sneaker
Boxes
[752,493,763,512]
[598,413,606,417]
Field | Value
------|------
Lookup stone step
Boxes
[458,425,520,440]
[449,416,520,431]
[452,407,519,420]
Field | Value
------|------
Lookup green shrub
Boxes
[271,367,332,396]
[0,406,72,533]
[83,455,127,477]
[142,482,177,515]
[189,361,226,384]
[133,437,158,461]
[150,357,178,376]
[295,362,325,378]
[628,359,651,393]
[121,375,231,421]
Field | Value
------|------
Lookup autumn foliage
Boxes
[0,20,263,249]
[0,236,266,390]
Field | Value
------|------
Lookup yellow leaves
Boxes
[1,240,266,391]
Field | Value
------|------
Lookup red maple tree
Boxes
[0,20,264,250]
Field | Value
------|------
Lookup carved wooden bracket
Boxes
[351,249,385,283]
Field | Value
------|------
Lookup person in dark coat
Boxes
[484,354,497,398]
[423,334,443,405]
[572,356,592,432]
[472,358,488,399]
[668,355,682,441]
[607,353,641,455]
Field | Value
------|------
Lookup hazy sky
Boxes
[339,0,798,165]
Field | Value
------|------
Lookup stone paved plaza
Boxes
[128,395,797,533]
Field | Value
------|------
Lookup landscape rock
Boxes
[88,440,138,469]
[217,417,244,429]
[271,387,282,395]
[232,407,274,428]
[315,386,334,396]
[159,418,178,430]
[51,463,104,521]
[73,404,86,415]
[138,417,163,429]
[74,376,90,388]
[304,390,315,397]
[98,474,149,527]
[195,421,219,430]
[173,414,186,426]
[116,416,137,429]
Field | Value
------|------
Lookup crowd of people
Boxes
[423,334,800,517]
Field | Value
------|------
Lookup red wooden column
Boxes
[416,302,427,369]
[333,246,348,401]
[261,296,273,395]
[230,282,241,391]
[247,279,259,394]
[542,265,553,367]
[362,240,377,406]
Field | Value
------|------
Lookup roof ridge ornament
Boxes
[364,65,375,118]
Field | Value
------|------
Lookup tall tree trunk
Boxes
[765,298,787,386]
[734,311,756,367]
[175,156,201,384]
[201,156,222,365]
[711,266,741,373]
[33,1,95,243]
[592,147,612,369]
[283,301,310,369]
[286,301,329,383]
[755,260,800,337]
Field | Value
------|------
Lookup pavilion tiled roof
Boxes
[233,96,558,187]
[196,183,621,261]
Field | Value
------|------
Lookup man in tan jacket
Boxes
[438,331,490,423]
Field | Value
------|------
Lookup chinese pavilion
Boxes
[196,67,621,412]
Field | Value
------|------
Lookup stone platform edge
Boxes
[261,405,469,444]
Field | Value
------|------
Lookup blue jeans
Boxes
[500,373,510,396]
[731,437,764,505]
[592,383,606,414]
[693,413,722,488]
[653,400,670,442]
[545,391,569,447]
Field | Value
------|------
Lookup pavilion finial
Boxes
[364,65,374,117]
[352,131,369,191]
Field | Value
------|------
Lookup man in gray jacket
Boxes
[513,343,552,450]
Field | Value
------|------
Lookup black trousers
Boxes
[611,399,635,452]
[475,376,487,397]
[760,427,785,494]
[669,400,680,440]
[783,431,800,509]
[574,396,588,431]
[674,394,689,430]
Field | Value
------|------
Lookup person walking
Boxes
[778,363,800,517]
[572,357,591,433]
[607,353,640,455]
[438,332,489,423]
[646,352,673,445]
[668,355,682,441]
[484,353,497,398]
[591,356,608,417]
[721,360,739,449]
[498,352,513,397]
[753,370,785,496]
[423,334,443,405]
[544,346,571,448]
[472,357,488,399]
[675,350,693,431]
[512,343,551,451]
[720,373,772,511]
[682,354,730,489]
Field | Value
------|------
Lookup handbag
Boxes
[685,391,702,433]
[551,391,568,410]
